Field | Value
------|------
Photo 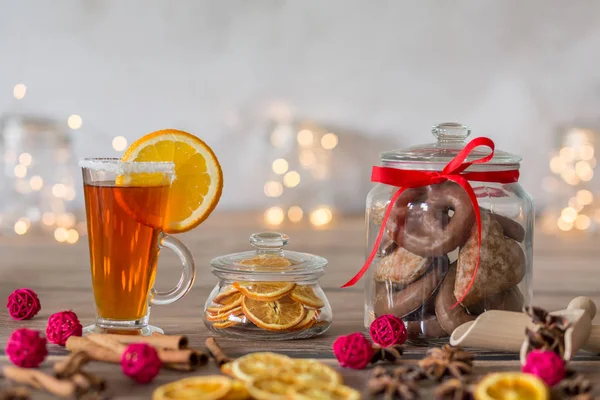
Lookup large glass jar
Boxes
[204,232,332,340]
[364,123,533,344]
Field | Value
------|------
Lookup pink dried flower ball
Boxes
[522,349,566,386]
[5,328,48,368]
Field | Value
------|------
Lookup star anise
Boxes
[372,345,404,364]
[556,370,593,399]
[368,366,420,400]
[524,306,570,357]
[434,378,474,400]
[418,345,474,381]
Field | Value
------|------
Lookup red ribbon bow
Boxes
[341,137,520,307]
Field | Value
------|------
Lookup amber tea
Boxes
[84,181,169,321]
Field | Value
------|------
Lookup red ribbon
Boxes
[341,137,520,307]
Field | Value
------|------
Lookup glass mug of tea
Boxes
[80,159,196,335]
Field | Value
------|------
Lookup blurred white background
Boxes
[2,0,600,213]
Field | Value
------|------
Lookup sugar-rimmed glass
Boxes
[80,158,196,335]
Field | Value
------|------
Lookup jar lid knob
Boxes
[432,122,471,143]
[249,232,289,254]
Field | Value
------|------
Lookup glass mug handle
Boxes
[150,233,196,306]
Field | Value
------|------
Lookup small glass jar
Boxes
[204,232,332,340]
[364,123,533,344]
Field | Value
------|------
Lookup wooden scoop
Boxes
[450,296,596,361]
[520,296,595,364]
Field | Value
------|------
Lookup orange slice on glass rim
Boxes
[152,376,232,400]
[474,372,549,400]
[121,129,223,233]
[211,320,239,329]
[290,285,324,308]
[242,296,305,331]
[233,282,296,301]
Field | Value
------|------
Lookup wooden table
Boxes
[1,212,599,398]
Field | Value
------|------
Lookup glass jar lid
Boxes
[210,232,327,281]
[380,122,521,171]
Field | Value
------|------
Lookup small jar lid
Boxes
[210,232,327,281]
[380,122,521,171]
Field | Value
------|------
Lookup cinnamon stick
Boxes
[1,366,76,398]
[91,333,188,350]
[53,351,91,378]
[205,337,230,366]
[86,334,127,355]
[71,371,106,393]
[65,337,121,363]
[0,387,29,400]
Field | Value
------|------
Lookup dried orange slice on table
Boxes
[279,359,341,388]
[233,282,295,301]
[242,296,306,331]
[247,375,297,400]
[121,129,223,233]
[290,285,325,308]
[474,372,549,400]
[287,382,361,400]
[229,352,292,382]
[152,376,232,400]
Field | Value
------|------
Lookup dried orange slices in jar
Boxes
[204,232,332,340]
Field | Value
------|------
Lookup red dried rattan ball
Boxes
[7,288,41,320]
[522,349,566,386]
[121,343,162,384]
[370,314,407,347]
[5,328,47,368]
[332,332,374,369]
[46,311,83,346]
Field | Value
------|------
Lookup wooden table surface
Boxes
[1,212,599,399]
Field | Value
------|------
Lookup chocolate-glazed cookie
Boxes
[406,317,447,339]
[482,209,525,243]
[455,212,526,307]
[435,263,476,335]
[375,247,432,285]
[374,256,449,318]
[466,285,524,315]
[387,182,475,257]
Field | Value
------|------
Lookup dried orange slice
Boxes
[230,352,292,382]
[474,372,549,400]
[280,359,342,388]
[242,296,306,331]
[205,306,243,322]
[233,282,296,301]
[152,376,232,400]
[237,255,293,268]
[206,293,242,314]
[221,380,250,400]
[287,382,361,400]
[290,285,325,308]
[213,286,240,304]
[247,375,297,400]
[122,129,223,233]
[288,308,319,332]
[212,320,238,329]
[221,362,234,378]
